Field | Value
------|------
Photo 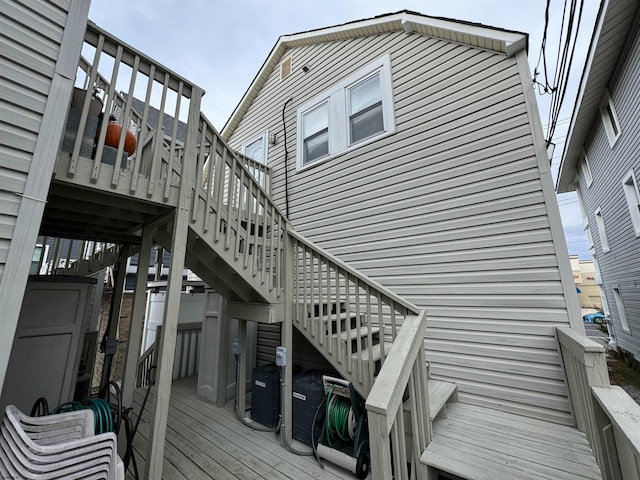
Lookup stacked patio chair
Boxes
[0,405,124,479]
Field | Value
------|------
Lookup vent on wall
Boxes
[280,55,292,81]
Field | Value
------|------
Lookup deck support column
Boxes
[100,244,132,390]
[281,226,294,442]
[197,291,230,407]
[120,226,154,432]
[145,87,203,480]
[237,320,248,416]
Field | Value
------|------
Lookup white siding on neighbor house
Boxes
[580,10,640,361]
[228,31,576,424]
[0,0,69,281]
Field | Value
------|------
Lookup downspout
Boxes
[282,98,293,218]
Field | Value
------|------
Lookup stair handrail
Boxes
[288,229,420,316]
[366,310,431,480]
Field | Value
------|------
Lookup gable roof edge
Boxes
[221,11,527,141]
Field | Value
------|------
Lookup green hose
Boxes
[51,398,113,434]
[325,386,353,447]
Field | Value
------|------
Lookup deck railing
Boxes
[557,326,640,479]
[289,229,419,396]
[136,322,202,388]
[61,21,200,204]
[366,311,431,480]
[36,236,119,276]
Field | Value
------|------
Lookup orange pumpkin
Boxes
[102,120,137,156]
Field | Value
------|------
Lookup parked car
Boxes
[583,312,605,324]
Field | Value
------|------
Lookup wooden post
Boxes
[120,227,154,410]
[237,320,248,417]
[282,226,294,441]
[145,87,202,480]
[100,244,132,390]
[197,291,230,406]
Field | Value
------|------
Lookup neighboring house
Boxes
[223,10,582,425]
[570,255,603,310]
[557,0,640,361]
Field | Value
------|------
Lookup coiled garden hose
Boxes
[51,398,114,434]
[325,386,355,447]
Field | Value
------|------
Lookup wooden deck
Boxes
[130,376,366,480]
[421,402,603,480]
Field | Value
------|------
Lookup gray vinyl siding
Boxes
[228,32,575,424]
[580,10,640,361]
[0,0,70,282]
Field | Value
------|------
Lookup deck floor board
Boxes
[421,402,602,480]
[129,376,360,480]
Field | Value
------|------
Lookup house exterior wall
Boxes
[0,0,90,395]
[578,10,640,361]
[227,31,579,424]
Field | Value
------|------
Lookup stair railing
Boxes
[366,311,431,480]
[288,229,420,396]
[189,113,287,299]
[556,327,640,480]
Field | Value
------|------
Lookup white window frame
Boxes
[612,286,631,333]
[242,131,268,165]
[622,169,640,236]
[594,208,610,253]
[579,150,593,188]
[296,55,395,170]
[600,89,621,147]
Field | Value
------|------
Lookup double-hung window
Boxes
[297,55,394,169]
[600,89,621,146]
[302,103,329,164]
[623,170,640,236]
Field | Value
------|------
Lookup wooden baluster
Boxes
[345,274,352,374]
[147,73,169,198]
[234,167,245,260]
[93,44,124,180]
[260,196,268,284]
[203,133,216,233]
[225,152,236,251]
[163,81,183,202]
[69,35,104,177]
[214,148,226,243]
[131,64,154,192]
[112,55,140,188]
[355,282,363,386]
[193,119,208,225]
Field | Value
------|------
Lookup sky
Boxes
[88,0,600,259]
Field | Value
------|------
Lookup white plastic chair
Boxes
[0,405,124,479]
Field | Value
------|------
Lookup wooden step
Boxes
[337,326,380,342]
[352,342,393,362]
[427,379,457,421]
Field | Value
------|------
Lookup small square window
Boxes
[600,89,621,147]
[623,170,640,236]
[595,208,610,253]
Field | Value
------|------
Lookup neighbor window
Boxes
[600,89,621,146]
[595,208,610,253]
[243,131,268,165]
[296,55,395,169]
[612,286,631,333]
[623,170,640,236]
[579,151,593,188]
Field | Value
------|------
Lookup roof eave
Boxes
[221,11,527,141]
[556,0,639,193]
